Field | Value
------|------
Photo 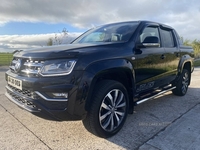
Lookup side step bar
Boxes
[135,86,176,105]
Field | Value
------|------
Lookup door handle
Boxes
[160,54,165,59]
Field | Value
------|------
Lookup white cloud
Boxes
[0,33,81,52]
[0,0,199,28]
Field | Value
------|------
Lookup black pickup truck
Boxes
[5,21,194,138]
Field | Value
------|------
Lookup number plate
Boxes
[8,76,22,90]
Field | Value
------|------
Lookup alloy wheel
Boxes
[99,89,126,132]
[182,71,189,94]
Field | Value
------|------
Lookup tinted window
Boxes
[72,22,139,44]
[139,26,160,43]
[80,32,106,42]
[161,29,175,47]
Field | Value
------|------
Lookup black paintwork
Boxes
[5,21,194,120]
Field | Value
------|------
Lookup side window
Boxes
[161,29,175,47]
[139,26,160,43]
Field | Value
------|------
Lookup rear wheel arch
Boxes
[181,61,192,85]
[178,54,193,74]
[173,68,190,96]
[173,60,192,96]
[183,61,191,72]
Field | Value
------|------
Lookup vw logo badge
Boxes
[14,59,21,73]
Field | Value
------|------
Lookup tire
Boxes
[172,69,190,96]
[82,80,129,138]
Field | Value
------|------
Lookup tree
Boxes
[47,38,53,46]
[192,40,200,58]
[47,28,68,46]
[183,39,200,59]
[183,39,191,46]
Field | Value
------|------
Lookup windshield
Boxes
[72,22,139,44]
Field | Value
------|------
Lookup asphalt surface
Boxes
[0,66,200,150]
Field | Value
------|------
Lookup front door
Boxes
[134,25,167,93]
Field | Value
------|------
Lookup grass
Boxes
[0,53,13,66]
[194,59,200,67]
[1,52,200,67]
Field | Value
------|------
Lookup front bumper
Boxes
[5,70,86,120]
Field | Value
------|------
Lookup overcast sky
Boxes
[0,0,200,52]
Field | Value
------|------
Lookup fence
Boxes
[0,53,13,66]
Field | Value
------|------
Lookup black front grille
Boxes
[7,84,67,111]
[7,84,38,99]
[6,88,39,111]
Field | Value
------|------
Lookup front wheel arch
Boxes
[84,69,135,114]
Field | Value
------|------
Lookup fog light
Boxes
[52,93,68,98]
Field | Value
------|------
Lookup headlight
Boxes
[39,59,76,76]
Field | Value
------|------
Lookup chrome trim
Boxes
[136,86,176,105]
[10,59,22,73]
[14,59,21,73]
[20,60,44,76]
[21,69,39,74]
[12,60,18,63]
[24,62,43,67]
[10,57,76,77]
[35,91,68,102]
[9,66,15,70]
[143,43,160,47]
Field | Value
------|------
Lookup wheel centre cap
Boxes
[111,107,115,113]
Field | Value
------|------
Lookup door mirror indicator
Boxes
[136,36,160,49]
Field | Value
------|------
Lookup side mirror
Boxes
[136,36,160,48]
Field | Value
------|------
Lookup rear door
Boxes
[160,27,180,83]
